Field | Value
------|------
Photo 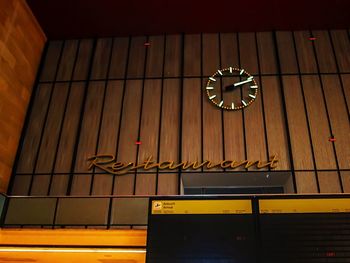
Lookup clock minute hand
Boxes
[233,78,253,87]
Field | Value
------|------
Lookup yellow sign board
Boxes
[259,198,350,214]
[151,200,252,215]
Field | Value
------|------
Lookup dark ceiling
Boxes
[27,0,350,39]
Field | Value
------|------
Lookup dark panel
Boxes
[39,41,63,81]
[126,36,147,78]
[16,84,52,174]
[158,79,180,195]
[56,40,79,81]
[164,34,182,78]
[312,30,337,73]
[330,30,350,72]
[282,76,314,170]
[135,79,162,195]
[342,171,350,193]
[92,81,124,195]
[275,31,298,74]
[295,172,318,193]
[113,80,143,195]
[71,82,105,195]
[72,39,94,80]
[257,32,278,74]
[293,31,317,73]
[91,38,113,79]
[5,198,56,225]
[110,198,148,225]
[318,171,341,193]
[145,35,165,78]
[182,79,202,170]
[239,33,258,74]
[202,33,220,76]
[302,76,337,170]
[55,198,109,225]
[261,77,290,170]
[184,34,200,76]
[108,37,129,79]
[321,75,350,169]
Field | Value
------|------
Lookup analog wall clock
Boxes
[205,67,258,110]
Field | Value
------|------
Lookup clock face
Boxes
[205,67,258,110]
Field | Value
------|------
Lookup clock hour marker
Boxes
[242,100,247,106]
[209,77,216,82]
[209,95,216,100]
[218,70,223,75]
[240,69,244,75]
[249,94,256,99]
[219,100,224,107]
[206,86,214,90]
[229,67,233,73]
[231,102,235,109]
[250,85,258,89]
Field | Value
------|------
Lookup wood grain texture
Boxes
[164,35,182,77]
[302,76,337,169]
[341,74,350,116]
[295,172,318,193]
[256,32,278,74]
[91,81,124,195]
[39,41,62,81]
[202,34,220,76]
[0,0,46,192]
[113,80,143,195]
[145,35,164,78]
[220,33,239,67]
[341,171,350,193]
[126,36,147,78]
[330,30,350,72]
[9,174,32,195]
[109,37,129,79]
[261,77,290,170]
[312,30,337,73]
[72,39,94,80]
[318,171,342,193]
[91,38,113,79]
[135,79,162,195]
[321,75,350,169]
[293,31,317,73]
[282,76,314,169]
[158,79,180,195]
[275,31,298,74]
[184,34,201,76]
[238,32,258,74]
[56,40,79,81]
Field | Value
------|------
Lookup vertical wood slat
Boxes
[256,32,278,74]
[275,31,298,74]
[302,76,337,170]
[341,75,350,116]
[71,82,105,195]
[321,75,350,169]
[202,34,220,75]
[239,33,258,75]
[127,36,147,78]
[220,33,245,167]
[184,34,201,77]
[282,76,314,170]
[318,171,342,193]
[39,41,63,82]
[182,79,202,167]
[91,81,124,195]
[56,40,79,81]
[244,77,268,170]
[311,30,337,73]
[145,35,164,78]
[135,79,162,195]
[293,31,318,73]
[164,35,182,78]
[295,172,318,193]
[91,38,113,80]
[330,30,350,72]
[158,79,180,195]
[341,171,350,193]
[261,77,290,170]
[114,80,143,195]
[72,39,94,81]
[10,175,32,195]
[108,37,129,79]
[16,84,53,174]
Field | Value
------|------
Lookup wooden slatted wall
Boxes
[9,30,350,196]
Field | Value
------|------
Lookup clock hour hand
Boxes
[224,84,239,91]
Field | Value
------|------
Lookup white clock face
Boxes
[205,67,258,110]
